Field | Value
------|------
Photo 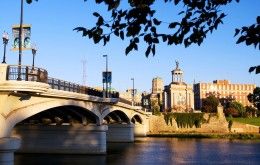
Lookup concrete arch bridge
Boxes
[0,64,151,165]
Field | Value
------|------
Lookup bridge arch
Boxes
[18,105,98,126]
[103,110,130,124]
[4,100,102,137]
[131,114,143,124]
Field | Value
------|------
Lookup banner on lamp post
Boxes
[102,71,112,83]
[12,24,31,51]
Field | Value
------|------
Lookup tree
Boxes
[225,107,239,117]
[151,99,160,115]
[234,16,260,74]
[248,87,260,110]
[71,0,240,57]
[228,101,245,117]
[26,0,260,60]
[245,106,257,118]
[201,94,219,113]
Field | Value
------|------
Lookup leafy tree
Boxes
[72,0,240,57]
[248,87,260,110]
[201,94,219,113]
[235,16,260,50]
[235,16,260,74]
[228,101,245,117]
[219,95,235,109]
[245,106,257,118]
[151,99,160,115]
[225,107,239,117]
[26,0,260,62]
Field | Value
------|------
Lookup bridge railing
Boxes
[6,65,119,98]
[47,77,119,98]
[118,97,142,106]
[6,65,48,83]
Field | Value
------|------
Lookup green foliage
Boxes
[228,119,233,132]
[74,0,239,56]
[228,117,260,126]
[229,101,245,117]
[245,106,258,118]
[248,87,260,110]
[164,113,205,128]
[224,107,239,117]
[151,99,161,116]
[201,94,219,113]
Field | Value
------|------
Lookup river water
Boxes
[15,137,260,165]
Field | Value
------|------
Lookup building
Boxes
[152,77,164,94]
[151,77,164,102]
[163,61,194,112]
[120,89,142,105]
[194,80,256,109]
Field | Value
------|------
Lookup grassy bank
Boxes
[147,133,260,140]
[228,117,260,126]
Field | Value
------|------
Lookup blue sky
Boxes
[0,0,259,92]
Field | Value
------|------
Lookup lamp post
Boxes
[103,54,108,97]
[2,31,9,64]
[31,44,37,69]
[17,0,24,80]
[131,78,135,106]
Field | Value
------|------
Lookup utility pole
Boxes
[131,78,135,106]
[81,59,87,86]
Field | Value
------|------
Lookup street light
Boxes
[103,54,108,97]
[17,0,24,80]
[31,44,37,69]
[131,78,135,106]
[2,31,9,64]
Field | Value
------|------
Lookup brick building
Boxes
[194,80,256,110]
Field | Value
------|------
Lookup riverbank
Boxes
[147,133,260,140]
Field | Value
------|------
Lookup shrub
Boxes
[164,113,205,128]
[224,107,239,117]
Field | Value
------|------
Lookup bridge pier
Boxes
[134,123,147,137]
[0,137,21,165]
[107,124,134,142]
[12,125,107,154]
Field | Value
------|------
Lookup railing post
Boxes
[51,78,54,89]
[37,68,40,82]
[25,66,29,81]
[58,80,61,90]
[5,65,9,81]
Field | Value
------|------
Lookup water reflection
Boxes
[15,138,260,165]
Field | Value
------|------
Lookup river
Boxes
[15,137,260,165]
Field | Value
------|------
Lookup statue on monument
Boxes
[175,60,179,69]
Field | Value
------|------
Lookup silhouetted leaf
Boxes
[152,44,155,55]
[120,31,124,40]
[257,16,260,24]
[178,11,184,15]
[153,18,161,25]
[114,29,119,36]
[26,0,32,4]
[256,66,260,74]
[236,36,246,44]
[93,12,100,17]
[151,26,156,33]
[249,66,256,73]
[125,45,132,55]
[93,35,101,44]
[234,28,240,37]
[169,22,179,29]
[174,0,181,5]
[145,45,151,57]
